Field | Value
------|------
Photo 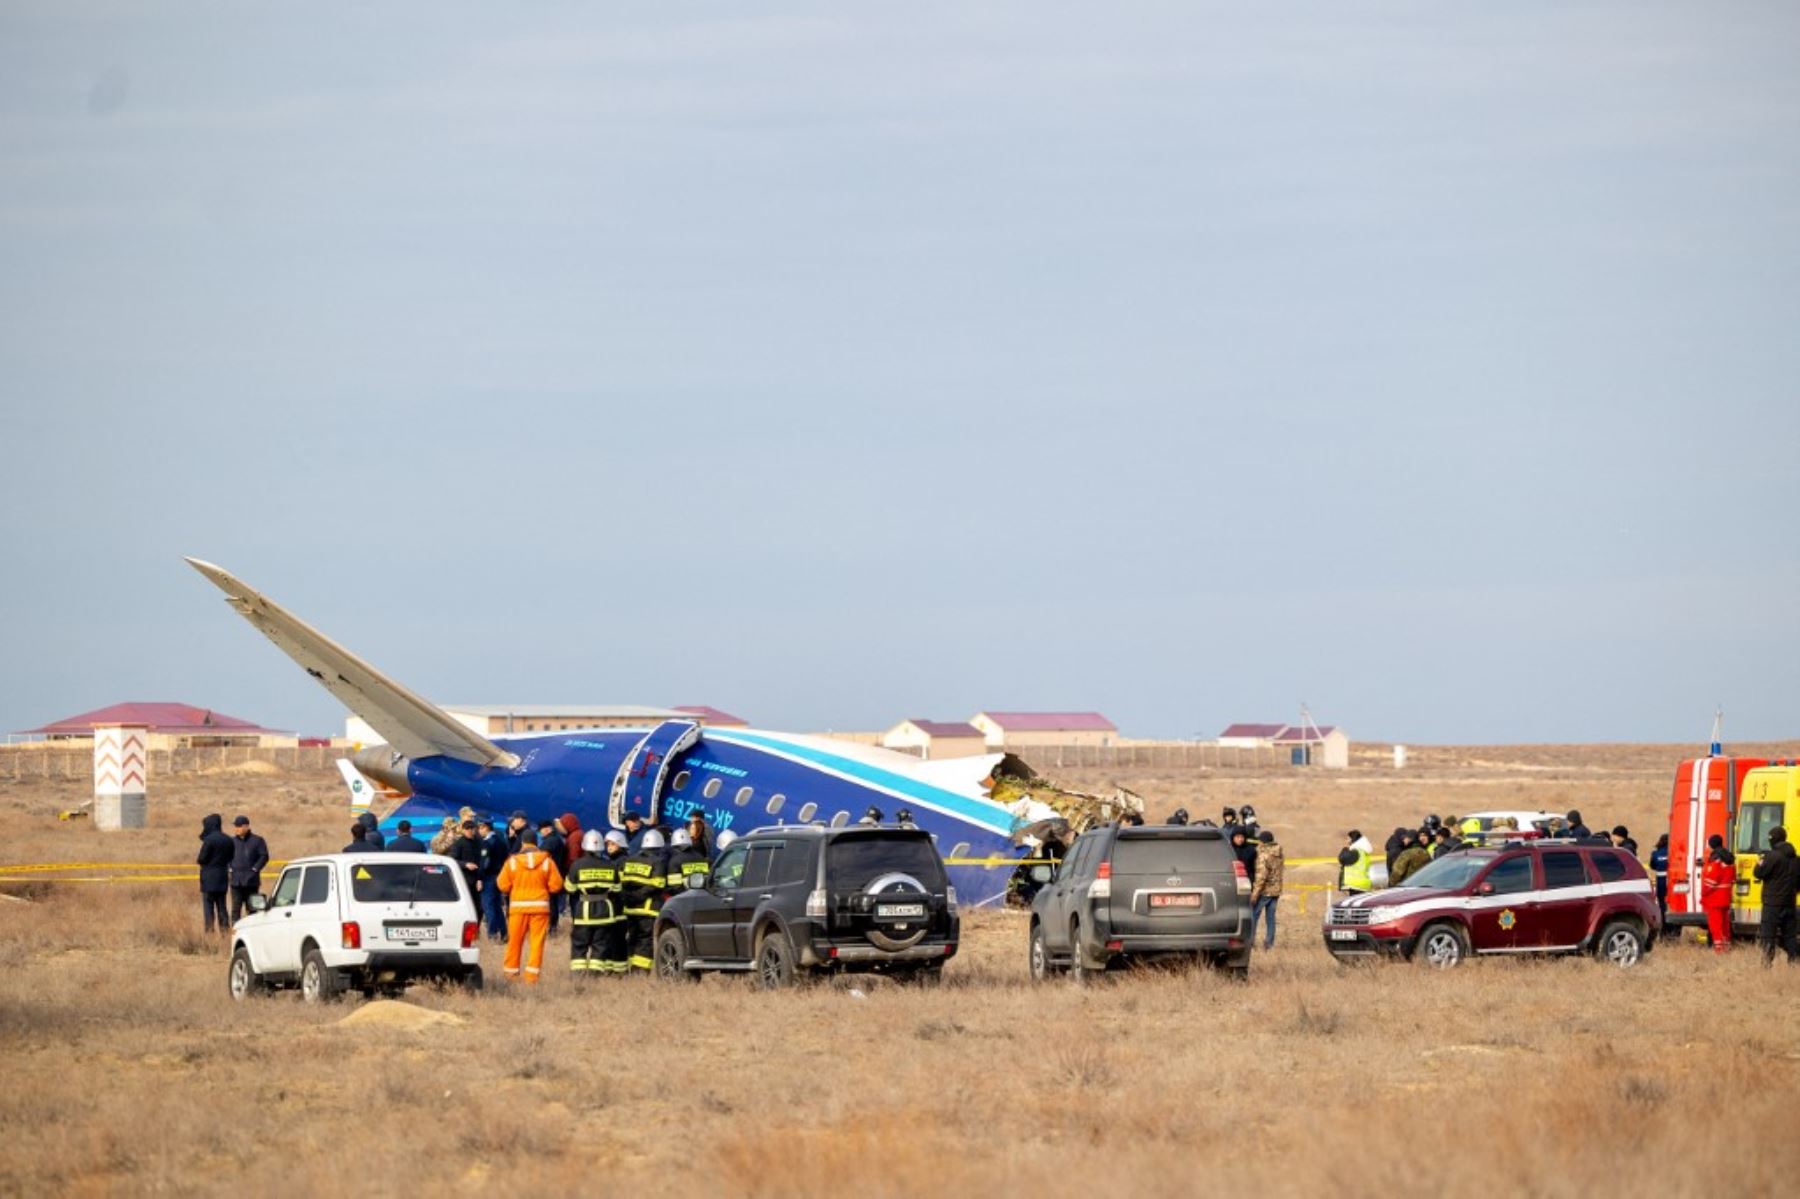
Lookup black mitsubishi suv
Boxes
[652,824,960,988]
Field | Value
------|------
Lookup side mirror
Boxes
[1029,865,1053,884]
[248,893,268,913]
[685,873,707,890]
[1476,883,1494,897]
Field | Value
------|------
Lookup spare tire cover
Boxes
[862,872,930,951]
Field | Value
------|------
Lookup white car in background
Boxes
[228,853,483,1002]
[1461,810,1562,842]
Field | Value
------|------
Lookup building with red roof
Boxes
[1217,718,1351,767]
[968,711,1117,749]
[17,702,295,749]
[882,719,989,760]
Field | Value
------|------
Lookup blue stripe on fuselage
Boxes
[701,730,1014,835]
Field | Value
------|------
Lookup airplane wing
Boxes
[184,558,519,770]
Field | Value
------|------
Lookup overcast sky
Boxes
[2,3,1796,746]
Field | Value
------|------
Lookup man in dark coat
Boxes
[227,815,270,923]
[386,819,426,854]
[1565,810,1592,840]
[343,823,380,854]
[476,817,509,942]
[538,819,567,931]
[1230,826,1258,885]
[620,811,646,852]
[1384,827,1409,872]
[447,820,485,915]
[1752,826,1800,965]
[357,811,385,850]
[196,814,234,932]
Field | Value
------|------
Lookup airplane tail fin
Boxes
[185,558,518,770]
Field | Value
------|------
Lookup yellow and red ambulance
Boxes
[1665,755,1765,933]
[1666,756,1800,936]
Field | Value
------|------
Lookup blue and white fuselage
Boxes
[384,726,1033,905]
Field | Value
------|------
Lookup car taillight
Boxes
[806,888,827,918]
[1096,861,1111,880]
[1091,860,1111,900]
[945,885,957,913]
[341,921,361,950]
[1234,860,1250,895]
[461,921,478,949]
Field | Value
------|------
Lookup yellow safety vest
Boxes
[1344,848,1372,891]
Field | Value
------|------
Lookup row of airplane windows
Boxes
[664,769,973,859]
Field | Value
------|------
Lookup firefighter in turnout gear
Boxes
[496,829,564,984]
[620,829,668,974]
[666,829,711,893]
[566,831,624,977]
[598,830,631,974]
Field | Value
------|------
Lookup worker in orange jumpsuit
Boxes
[1700,834,1736,954]
[496,828,565,984]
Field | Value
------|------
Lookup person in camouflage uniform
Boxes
[1389,830,1432,886]
[1249,829,1284,949]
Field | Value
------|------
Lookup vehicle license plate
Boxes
[878,904,925,919]
[387,926,436,942]
[1330,929,1357,942]
[1150,893,1201,908]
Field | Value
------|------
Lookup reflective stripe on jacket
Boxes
[619,852,665,917]
[497,848,564,911]
[566,855,623,925]
[666,848,711,892]
[1700,858,1736,911]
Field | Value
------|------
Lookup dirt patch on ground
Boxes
[336,1000,466,1032]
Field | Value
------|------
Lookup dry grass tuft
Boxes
[1053,1042,1117,1088]
[1286,996,1346,1037]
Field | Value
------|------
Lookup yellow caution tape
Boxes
[942,856,1060,867]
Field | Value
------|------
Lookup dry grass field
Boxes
[2,743,1796,1197]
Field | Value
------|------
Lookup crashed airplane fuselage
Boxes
[186,558,1054,906]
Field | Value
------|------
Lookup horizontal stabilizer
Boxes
[185,558,518,770]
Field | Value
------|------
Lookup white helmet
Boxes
[671,829,692,849]
[641,829,666,850]
[716,830,738,851]
[581,830,603,853]
[604,830,628,849]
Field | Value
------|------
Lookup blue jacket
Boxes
[387,834,426,854]
[478,831,509,879]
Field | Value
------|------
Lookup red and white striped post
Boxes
[94,723,148,830]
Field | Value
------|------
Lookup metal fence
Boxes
[1022,743,1283,770]
[0,745,351,781]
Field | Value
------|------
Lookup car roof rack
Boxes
[1510,835,1616,847]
